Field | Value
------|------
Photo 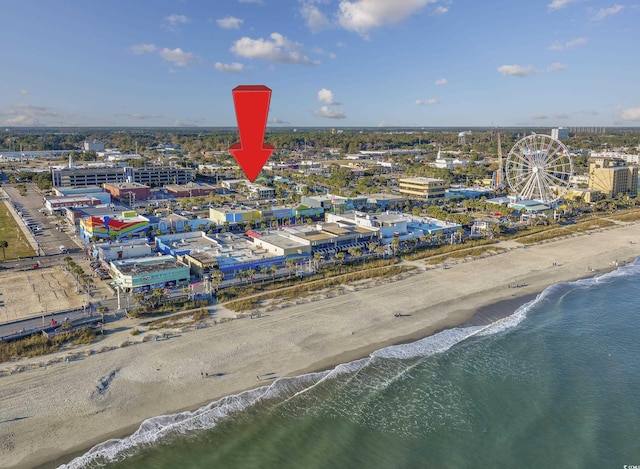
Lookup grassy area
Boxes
[224,264,413,312]
[128,298,210,318]
[0,328,97,362]
[515,218,615,244]
[217,257,399,303]
[424,246,507,265]
[606,210,640,222]
[0,202,35,261]
[401,239,498,261]
[144,308,210,329]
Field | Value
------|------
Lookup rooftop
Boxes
[113,256,186,275]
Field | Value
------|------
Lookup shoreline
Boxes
[2,224,640,469]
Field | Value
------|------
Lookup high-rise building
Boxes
[551,127,569,140]
[588,158,638,197]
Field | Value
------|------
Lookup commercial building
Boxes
[52,185,106,198]
[44,195,104,214]
[83,140,105,152]
[91,238,154,262]
[563,188,602,204]
[79,212,150,241]
[398,177,447,199]
[327,211,461,245]
[588,158,638,197]
[103,182,151,203]
[165,182,218,198]
[51,165,194,188]
[156,231,285,280]
[125,166,194,186]
[51,166,125,187]
[253,222,378,258]
[210,206,261,226]
[63,203,129,226]
[110,255,190,292]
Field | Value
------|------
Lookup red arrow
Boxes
[229,85,275,182]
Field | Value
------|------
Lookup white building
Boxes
[551,127,569,140]
[327,211,461,245]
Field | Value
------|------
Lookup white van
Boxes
[59,245,68,253]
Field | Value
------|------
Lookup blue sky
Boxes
[1,0,639,127]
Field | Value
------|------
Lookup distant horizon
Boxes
[3,125,637,132]
[1,1,638,128]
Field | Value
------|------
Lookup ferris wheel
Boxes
[505,134,573,204]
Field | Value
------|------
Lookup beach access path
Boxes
[1,221,640,468]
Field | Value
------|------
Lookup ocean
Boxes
[62,259,640,469]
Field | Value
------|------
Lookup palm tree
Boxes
[247,268,256,284]
[285,259,295,276]
[0,240,7,260]
[334,251,346,264]
[313,252,323,270]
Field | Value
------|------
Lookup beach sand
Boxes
[1,223,639,468]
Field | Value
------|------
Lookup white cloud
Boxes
[428,98,439,105]
[336,40,347,47]
[214,62,244,73]
[532,114,548,120]
[416,99,426,105]
[620,107,640,121]
[318,88,340,105]
[130,43,157,55]
[313,106,346,119]
[555,113,570,119]
[591,4,623,21]
[547,0,580,11]
[159,48,196,67]
[1,103,61,126]
[231,33,315,64]
[329,52,337,59]
[497,64,536,77]
[217,16,243,29]
[18,89,29,95]
[337,0,437,37]
[549,37,588,50]
[547,62,567,72]
[269,117,290,124]
[434,78,447,86]
[166,14,190,25]
[301,1,331,32]
[115,113,164,120]
[431,5,448,15]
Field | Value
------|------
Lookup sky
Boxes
[0,0,639,128]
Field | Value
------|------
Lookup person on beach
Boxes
[256,374,261,381]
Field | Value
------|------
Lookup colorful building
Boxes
[80,212,149,241]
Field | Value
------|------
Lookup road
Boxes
[2,183,83,256]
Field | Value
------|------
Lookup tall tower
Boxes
[494,132,505,190]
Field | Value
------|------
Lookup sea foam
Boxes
[60,258,640,468]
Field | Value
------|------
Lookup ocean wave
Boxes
[62,257,640,468]
[59,373,328,469]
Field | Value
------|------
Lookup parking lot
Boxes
[3,184,80,256]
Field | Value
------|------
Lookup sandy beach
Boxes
[1,222,639,468]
